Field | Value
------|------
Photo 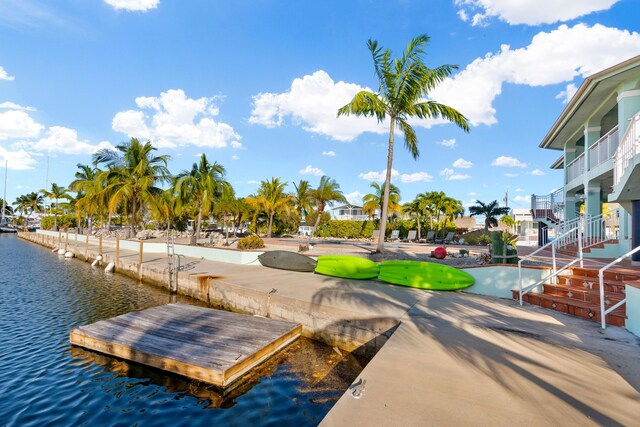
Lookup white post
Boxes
[552,242,557,284]
[578,220,584,268]
[518,260,523,306]
[599,270,606,329]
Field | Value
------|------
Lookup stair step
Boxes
[512,291,626,327]
[542,283,625,305]
[556,275,628,294]
[568,268,640,282]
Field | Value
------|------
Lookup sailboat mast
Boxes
[2,160,7,224]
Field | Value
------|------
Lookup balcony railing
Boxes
[614,112,640,186]
[588,125,619,169]
[566,152,585,183]
[530,188,564,223]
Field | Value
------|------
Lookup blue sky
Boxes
[1,0,639,211]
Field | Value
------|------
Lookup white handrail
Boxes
[588,125,619,170]
[566,152,585,183]
[518,226,582,305]
[598,245,640,329]
[613,112,640,185]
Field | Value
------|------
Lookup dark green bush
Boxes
[464,235,479,245]
[40,214,77,230]
[237,235,265,249]
[478,234,492,245]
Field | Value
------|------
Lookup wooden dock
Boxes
[70,304,302,387]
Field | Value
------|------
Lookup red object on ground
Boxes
[433,247,447,259]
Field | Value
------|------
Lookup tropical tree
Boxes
[363,181,401,219]
[293,180,314,218]
[309,176,346,231]
[0,198,13,217]
[214,185,237,245]
[338,34,470,252]
[256,178,294,238]
[174,153,229,244]
[402,197,425,240]
[469,200,510,235]
[93,138,170,235]
[440,197,464,238]
[13,192,44,224]
[69,164,101,232]
[40,183,72,230]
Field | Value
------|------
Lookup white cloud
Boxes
[104,0,159,12]
[249,70,386,141]
[231,155,239,160]
[468,192,478,196]
[454,0,620,26]
[230,141,243,149]
[299,165,325,176]
[400,172,433,183]
[530,169,545,176]
[452,158,473,168]
[0,102,36,112]
[555,83,578,104]
[345,191,364,205]
[247,180,260,184]
[0,66,14,81]
[492,156,527,168]
[440,168,454,177]
[0,110,44,140]
[112,89,241,149]
[516,188,525,192]
[504,173,520,177]
[0,145,37,170]
[428,24,640,127]
[21,126,115,155]
[322,150,336,156]
[436,138,457,148]
[448,173,472,181]
[440,167,470,180]
[359,169,400,182]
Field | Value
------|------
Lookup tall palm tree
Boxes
[93,138,170,235]
[69,164,100,232]
[363,181,401,220]
[310,176,346,231]
[174,153,229,244]
[214,185,237,245]
[338,34,470,252]
[469,200,510,235]
[440,197,464,239]
[0,198,12,217]
[256,178,294,238]
[293,180,314,219]
[402,198,425,240]
[40,183,71,230]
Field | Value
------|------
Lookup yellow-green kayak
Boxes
[378,260,474,290]
[315,255,380,280]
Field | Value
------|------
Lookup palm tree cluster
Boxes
[10,138,349,241]
[402,191,464,240]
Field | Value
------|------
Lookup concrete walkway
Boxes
[19,233,640,425]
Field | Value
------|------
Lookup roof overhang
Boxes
[550,155,564,170]
[540,55,640,151]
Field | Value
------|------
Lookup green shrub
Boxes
[237,235,265,249]
[41,216,55,230]
[478,234,492,245]
[315,220,376,239]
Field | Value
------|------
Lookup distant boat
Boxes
[0,224,17,233]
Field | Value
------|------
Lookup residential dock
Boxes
[70,303,302,388]
[19,232,640,425]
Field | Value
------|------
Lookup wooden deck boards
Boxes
[70,303,302,387]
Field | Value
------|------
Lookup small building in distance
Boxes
[330,204,371,221]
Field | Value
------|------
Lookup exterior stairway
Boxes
[512,266,640,327]
[555,239,619,256]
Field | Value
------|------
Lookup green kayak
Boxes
[315,255,380,280]
[378,260,474,290]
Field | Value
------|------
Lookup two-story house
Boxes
[532,55,640,264]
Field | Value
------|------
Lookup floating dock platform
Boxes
[70,303,302,387]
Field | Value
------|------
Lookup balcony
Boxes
[589,125,619,170]
[566,152,585,183]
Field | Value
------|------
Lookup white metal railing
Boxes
[518,226,583,305]
[582,208,620,249]
[531,188,564,223]
[552,216,582,249]
[588,125,619,170]
[566,152,585,183]
[598,245,640,329]
[614,112,640,185]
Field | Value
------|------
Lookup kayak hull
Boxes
[378,260,474,290]
[258,251,317,272]
[315,255,379,280]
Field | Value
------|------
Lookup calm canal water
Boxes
[0,234,366,426]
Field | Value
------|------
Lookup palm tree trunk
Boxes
[130,198,137,236]
[417,217,421,240]
[193,210,203,245]
[224,213,229,245]
[377,117,395,253]
[267,212,274,238]
[54,197,58,230]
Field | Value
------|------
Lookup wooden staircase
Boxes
[555,240,618,256]
[512,266,640,327]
